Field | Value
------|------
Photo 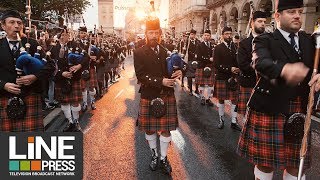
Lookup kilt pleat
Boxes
[237,86,253,115]
[195,68,214,86]
[56,79,82,105]
[0,94,43,132]
[237,97,311,169]
[213,80,239,101]
[138,95,178,132]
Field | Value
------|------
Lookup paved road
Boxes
[47,56,320,180]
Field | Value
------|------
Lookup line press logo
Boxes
[0,132,83,180]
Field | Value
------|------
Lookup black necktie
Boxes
[289,33,298,52]
[9,41,18,54]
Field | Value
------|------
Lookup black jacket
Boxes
[237,35,257,87]
[196,41,214,69]
[134,44,173,99]
[248,29,315,114]
[51,41,89,82]
[0,37,54,97]
[213,42,238,80]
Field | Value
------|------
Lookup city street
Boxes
[47,56,320,180]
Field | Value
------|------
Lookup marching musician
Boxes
[213,26,241,131]
[0,10,54,132]
[78,27,97,111]
[184,29,200,96]
[237,0,316,179]
[133,17,182,175]
[51,28,86,132]
[195,29,215,106]
[236,11,267,124]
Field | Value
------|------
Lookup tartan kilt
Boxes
[81,67,98,89]
[213,80,239,101]
[237,86,253,115]
[195,68,214,86]
[138,95,178,132]
[56,79,82,105]
[0,94,43,132]
[237,97,311,169]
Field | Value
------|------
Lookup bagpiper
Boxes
[133,17,182,175]
[213,26,241,131]
[0,10,54,131]
[236,11,267,123]
[195,29,215,106]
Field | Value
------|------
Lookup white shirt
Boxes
[278,28,299,50]
[6,37,19,51]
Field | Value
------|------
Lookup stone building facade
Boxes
[98,0,114,34]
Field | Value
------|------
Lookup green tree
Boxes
[1,0,90,26]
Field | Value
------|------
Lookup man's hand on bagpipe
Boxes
[4,83,21,95]
[16,75,37,86]
[69,64,82,73]
[62,71,73,79]
[162,78,176,88]
[171,70,182,79]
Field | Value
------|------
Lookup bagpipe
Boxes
[7,33,52,120]
[67,46,90,81]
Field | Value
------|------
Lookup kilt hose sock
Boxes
[231,104,237,123]
[217,103,225,117]
[82,90,88,105]
[283,169,305,180]
[89,88,96,103]
[145,133,158,156]
[61,104,73,123]
[71,104,81,122]
[254,166,273,180]
[160,135,172,160]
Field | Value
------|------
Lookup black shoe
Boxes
[189,92,193,96]
[81,103,87,112]
[201,98,206,105]
[206,99,214,106]
[91,101,96,110]
[160,157,172,175]
[218,116,224,129]
[231,122,242,131]
[195,90,200,95]
[149,154,159,171]
[73,121,82,132]
[63,121,75,132]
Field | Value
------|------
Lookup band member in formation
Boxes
[237,0,315,179]
[51,28,88,132]
[134,17,182,175]
[195,29,214,106]
[236,11,267,123]
[0,10,54,131]
[78,27,97,111]
[213,27,241,131]
[184,29,200,95]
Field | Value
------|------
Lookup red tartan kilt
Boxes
[81,67,97,89]
[237,97,311,169]
[56,80,82,105]
[213,80,238,101]
[138,95,178,132]
[195,68,214,86]
[237,86,253,115]
[0,94,43,132]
